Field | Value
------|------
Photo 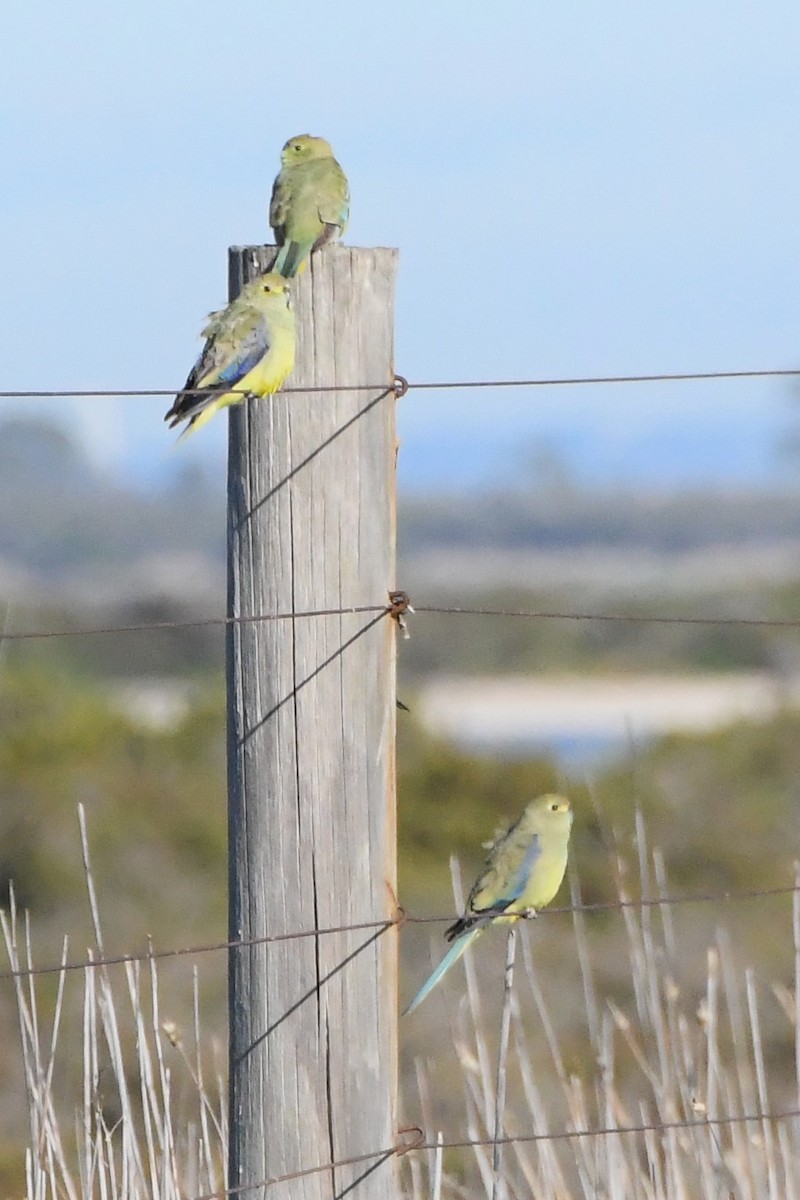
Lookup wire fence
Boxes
[2,880,797,983]
[185,1106,800,1199]
[5,366,800,643]
[5,363,800,1196]
[1,364,799,399]
[4,378,800,962]
[7,601,800,644]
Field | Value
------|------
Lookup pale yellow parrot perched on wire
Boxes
[269,134,350,278]
[404,794,573,1015]
[164,272,295,436]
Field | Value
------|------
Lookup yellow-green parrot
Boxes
[269,134,350,278]
[164,273,295,436]
[404,795,573,1015]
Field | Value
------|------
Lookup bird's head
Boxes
[280,134,334,164]
[524,794,573,829]
[245,272,293,308]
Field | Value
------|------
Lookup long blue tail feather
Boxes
[403,927,483,1016]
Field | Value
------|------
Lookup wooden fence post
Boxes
[226,244,400,1200]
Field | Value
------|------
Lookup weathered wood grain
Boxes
[226,244,400,1200]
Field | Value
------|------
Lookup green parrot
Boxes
[404,794,573,1015]
[269,134,350,278]
[164,273,295,436]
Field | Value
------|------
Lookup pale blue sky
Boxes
[2,1,799,487]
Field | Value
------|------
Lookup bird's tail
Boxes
[403,927,483,1016]
[273,240,308,279]
[164,389,224,437]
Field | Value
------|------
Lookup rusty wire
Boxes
[7,599,800,644]
[185,1106,800,1197]
[5,362,800,1185]
[0,603,390,642]
[1,881,796,983]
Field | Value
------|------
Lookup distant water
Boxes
[447,729,647,772]
[417,672,795,774]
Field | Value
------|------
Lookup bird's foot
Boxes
[519,907,538,921]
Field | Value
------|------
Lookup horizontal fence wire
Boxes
[4,366,799,1197]
[1,365,800,400]
[0,604,390,642]
[5,367,800,645]
[4,369,800,1194]
[1,881,797,982]
[187,1107,800,1198]
[7,602,800,644]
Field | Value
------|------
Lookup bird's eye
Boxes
[293,143,302,152]
[263,285,271,292]
[550,802,560,811]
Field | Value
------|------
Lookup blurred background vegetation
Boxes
[1,416,799,1186]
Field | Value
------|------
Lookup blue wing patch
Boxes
[214,320,270,386]
[499,833,542,906]
[467,832,543,922]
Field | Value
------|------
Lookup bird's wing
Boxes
[194,310,270,391]
[165,310,270,427]
[467,830,542,917]
[269,173,290,242]
[317,163,350,229]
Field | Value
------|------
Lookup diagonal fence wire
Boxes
[5,366,800,1188]
[4,364,800,644]
[4,367,800,1192]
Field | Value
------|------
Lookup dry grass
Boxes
[407,827,800,1199]
[1,805,225,1200]
[2,806,799,1200]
